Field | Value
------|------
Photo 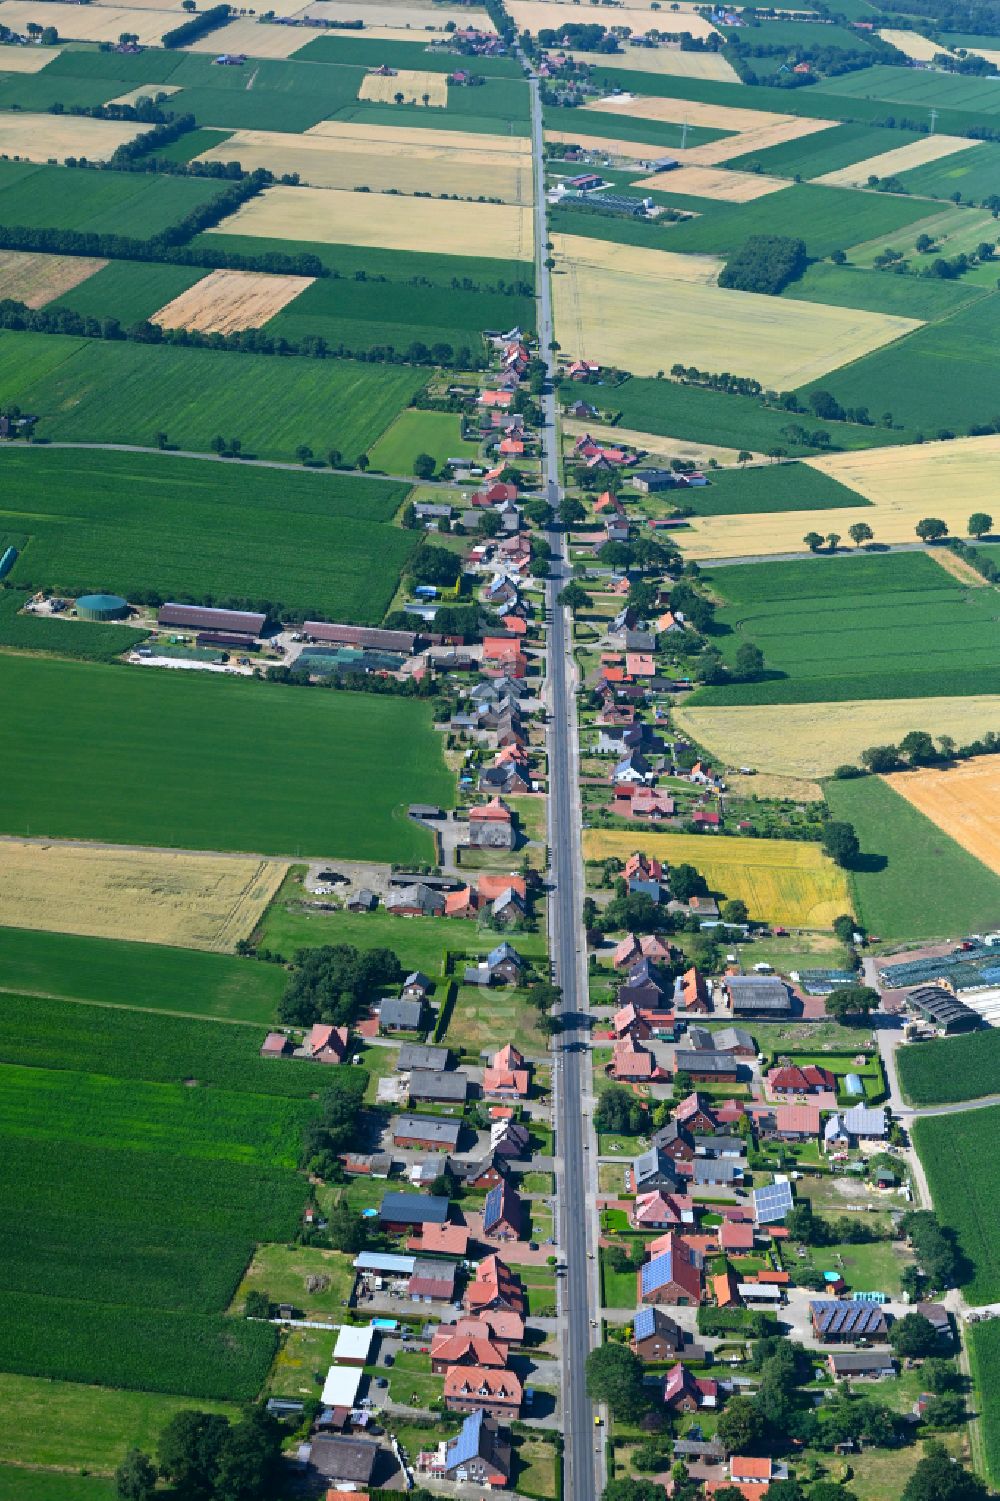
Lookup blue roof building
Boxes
[444,1408,512,1484]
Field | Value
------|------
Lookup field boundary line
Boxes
[0,440,439,487]
[0,984,263,1027]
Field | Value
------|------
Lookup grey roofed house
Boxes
[492,888,525,919]
[633,1146,680,1192]
[673,1050,738,1075]
[624,629,656,653]
[711,1026,755,1054]
[686,1026,713,1052]
[916,1303,951,1339]
[673,1439,725,1462]
[693,1135,744,1158]
[828,1351,896,1379]
[347,887,377,911]
[379,997,426,1031]
[725,975,793,1017]
[842,1105,888,1139]
[692,1157,742,1185]
[379,1192,450,1226]
[404,971,433,995]
[307,1435,380,1483]
[398,1044,450,1072]
[392,1114,462,1149]
[385,883,446,916]
[408,1069,469,1103]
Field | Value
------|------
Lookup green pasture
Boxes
[0,159,223,238]
[544,104,730,151]
[968,1318,1000,1487]
[0,329,426,468]
[294,35,523,74]
[369,410,478,474]
[913,1104,1000,1304]
[0,654,451,859]
[824,775,1000,941]
[0,446,415,622]
[692,551,1000,704]
[781,261,986,319]
[896,140,1000,204]
[724,121,922,179]
[814,61,1000,115]
[0,923,286,1023]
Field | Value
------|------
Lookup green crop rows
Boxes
[0,160,223,237]
[0,590,149,662]
[913,1105,1000,1304]
[896,1028,1000,1107]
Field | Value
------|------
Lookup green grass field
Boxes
[1,447,416,622]
[154,125,234,164]
[724,121,923,179]
[0,159,223,238]
[0,589,149,661]
[568,378,902,457]
[0,923,286,1023]
[691,551,1000,704]
[0,654,451,859]
[779,261,986,319]
[0,72,115,109]
[0,1467,116,1501]
[679,462,867,516]
[824,776,1000,941]
[968,1318,1000,1487]
[895,140,1000,204]
[369,410,478,473]
[815,61,1000,115]
[0,331,427,467]
[49,259,206,325]
[801,289,1000,434]
[912,1105,1000,1304]
[896,1029,1000,1107]
[544,104,729,151]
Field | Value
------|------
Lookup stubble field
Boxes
[582,829,850,926]
[0,109,141,161]
[152,268,313,333]
[815,132,977,189]
[0,843,288,950]
[357,67,447,106]
[629,164,791,200]
[883,758,1000,877]
[508,0,719,35]
[0,250,107,308]
[565,46,739,81]
[0,1,177,43]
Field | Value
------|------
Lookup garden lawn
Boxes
[0,330,426,467]
[0,446,415,623]
[600,1252,638,1309]
[444,984,549,1057]
[369,410,479,474]
[797,1238,908,1295]
[0,654,451,860]
[912,1105,1000,1304]
[896,1029,1000,1107]
[692,551,1000,704]
[0,924,286,1024]
[230,1243,356,1319]
[0,1373,236,1475]
[824,776,1000,941]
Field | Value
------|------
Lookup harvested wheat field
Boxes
[0,250,106,308]
[566,45,739,81]
[212,183,533,259]
[0,110,141,162]
[199,123,532,200]
[545,128,684,162]
[0,842,288,950]
[961,44,1000,66]
[106,82,182,107]
[509,0,718,34]
[674,698,1000,780]
[816,133,977,189]
[878,27,951,60]
[562,416,744,465]
[884,758,1000,877]
[299,0,495,29]
[0,43,63,70]
[673,437,998,561]
[588,92,806,134]
[185,18,313,55]
[153,268,312,334]
[0,1,178,43]
[358,67,447,106]
[630,164,791,200]
[552,234,919,388]
[583,828,849,927]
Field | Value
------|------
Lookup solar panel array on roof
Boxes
[446,1409,486,1470]
[633,1306,656,1341]
[753,1179,793,1225]
[811,1300,887,1337]
[640,1252,675,1295]
[483,1184,502,1232]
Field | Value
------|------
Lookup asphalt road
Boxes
[525,62,601,1501]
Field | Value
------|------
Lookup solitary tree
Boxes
[585,1343,649,1422]
[413,452,436,480]
[916,516,949,542]
[968,511,993,539]
[558,581,592,616]
[735,641,765,680]
[738,450,752,467]
[356,453,369,472]
[422,91,430,106]
[115,1449,157,1501]
[721,898,749,925]
[394,90,405,104]
[803,531,824,552]
[826,532,841,551]
[822,820,860,867]
[849,521,874,547]
[328,447,342,468]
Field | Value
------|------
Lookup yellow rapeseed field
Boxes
[884,758,1000,876]
[583,829,850,927]
[358,68,447,107]
[551,234,920,388]
[673,697,1000,780]
[0,251,106,308]
[815,133,976,189]
[0,843,288,950]
[211,184,533,260]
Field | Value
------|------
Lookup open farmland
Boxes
[816,60,1000,116]
[106,82,183,107]
[723,121,927,179]
[0,330,425,469]
[49,259,208,325]
[629,165,791,200]
[0,251,107,308]
[194,121,533,201]
[0,842,287,951]
[895,140,1000,204]
[969,1320,1000,1489]
[672,462,867,516]
[896,1028,1000,1107]
[778,262,983,320]
[508,0,719,36]
[0,923,286,1023]
[690,551,1000,705]
[0,447,417,622]
[0,654,451,859]
[0,1,178,44]
[581,829,850,927]
[0,159,225,237]
[674,696,1000,781]
[877,28,948,61]
[561,417,743,466]
[357,67,447,106]
[675,435,1000,560]
[814,132,978,189]
[184,18,314,57]
[210,184,534,259]
[565,46,739,81]
[152,268,313,333]
[912,1106,1000,1304]
[0,591,148,662]
[824,775,1000,941]
[0,43,64,70]
[883,758,1000,877]
[297,0,495,28]
[551,234,920,389]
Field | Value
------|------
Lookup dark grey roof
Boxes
[379,997,425,1029]
[726,976,792,1014]
[829,1351,896,1374]
[674,1050,738,1074]
[379,1192,450,1225]
[392,1114,461,1148]
[711,1027,755,1052]
[633,1147,679,1186]
[398,1044,450,1072]
[408,1069,468,1102]
[308,1436,379,1483]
